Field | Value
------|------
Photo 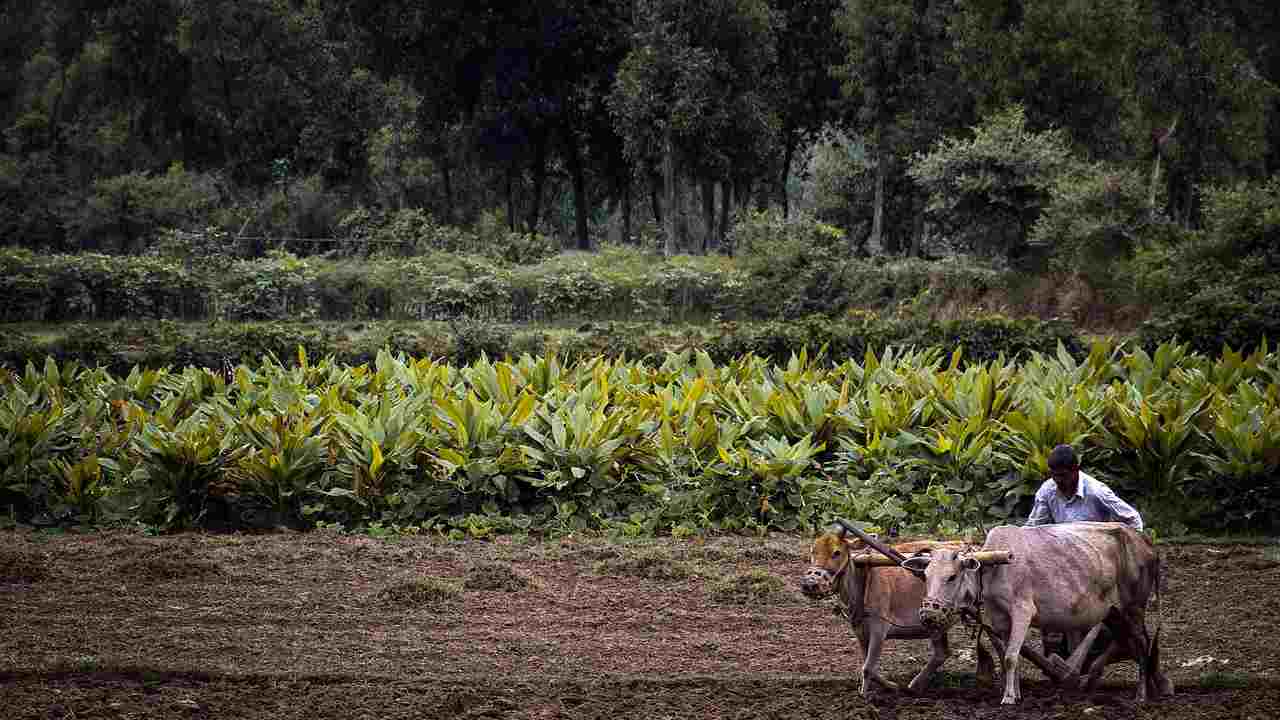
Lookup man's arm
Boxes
[1094,483,1144,531]
[1025,487,1053,526]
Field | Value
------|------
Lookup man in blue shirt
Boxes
[1025,443,1145,660]
[1026,444,1144,531]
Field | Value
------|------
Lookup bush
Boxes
[1136,177,1280,355]
[909,104,1073,259]
[729,209,856,318]
[75,164,220,252]
[219,251,319,321]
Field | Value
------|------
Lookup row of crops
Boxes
[2,341,1278,536]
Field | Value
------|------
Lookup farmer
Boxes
[1025,443,1145,659]
[1026,444,1144,531]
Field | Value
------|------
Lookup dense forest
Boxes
[2,0,1277,254]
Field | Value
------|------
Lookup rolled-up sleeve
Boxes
[1093,483,1144,531]
[1025,486,1053,526]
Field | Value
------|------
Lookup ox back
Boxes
[980,522,1157,633]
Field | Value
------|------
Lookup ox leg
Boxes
[907,629,950,694]
[1147,628,1175,698]
[858,618,898,694]
[1088,607,1151,702]
[999,604,1035,705]
[1082,639,1122,691]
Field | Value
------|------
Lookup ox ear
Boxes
[901,556,930,573]
[961,556,982,571]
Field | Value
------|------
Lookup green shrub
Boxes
[908,104,1073,259]
[1136,178,1280,355]
[74,164,221,252]
[449,320,514,364]
[220,251,319,321]
[729,209,857,318]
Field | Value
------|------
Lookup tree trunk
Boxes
[527,131,547,233]
[565,124,590,251]
[910,193,925,257]
[650,169,663,225]
[701,178,716,253]
[441,158,454,224]
[48,64,69,151]
[871,137,887,254]
[505,166,516,233]
[781,129,797,219]
[663,127,677,258]
[718,180,731,251]
[622,176,633,245]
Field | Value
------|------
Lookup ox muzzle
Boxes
[919,596,958,629]
[800,566,838,599]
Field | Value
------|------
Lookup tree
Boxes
[949,0,1141,160]
[766,0,846,218]
[908,104,1073,259]
[1133,1,1277,226]
[836,0,968,255]
[611,0,778,256]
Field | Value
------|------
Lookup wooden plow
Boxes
[832,518,1093,687]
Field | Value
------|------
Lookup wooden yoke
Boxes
[851,550,1015,567]
[834,518,1014,575]
[835,518,920,576]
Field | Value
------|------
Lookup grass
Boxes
[464,560,535,592]
[705,568,791,605]
[591,548,696,581]
[1196,671,1252,690]
[378,577,463,606]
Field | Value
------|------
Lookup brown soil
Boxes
[2,532,1278,719]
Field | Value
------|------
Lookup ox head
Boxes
[799,525,860,599]
[906,547,983,629]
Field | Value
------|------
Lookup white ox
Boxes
[907,522,1173,704]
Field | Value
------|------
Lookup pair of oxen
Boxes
[799,521,1175,705]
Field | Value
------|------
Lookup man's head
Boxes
[1047,444,1080,497]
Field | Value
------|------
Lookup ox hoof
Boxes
[1001,696,1018,705]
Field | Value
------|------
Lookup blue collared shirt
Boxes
[1025,471,1144,531]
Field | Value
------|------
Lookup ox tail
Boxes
[1147,548,1174,696]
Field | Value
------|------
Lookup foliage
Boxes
[728,209,855,317]
[0,247,1059,328]
[1032,163,1155,279]
[908,105,1074,259]
[6,334,1280,535]
[1137,177,1280,355]
[75,164,221,252]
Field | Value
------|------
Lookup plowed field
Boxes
[3,530,1278,719]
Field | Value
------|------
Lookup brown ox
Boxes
[910,521,1173,704]
[800,528,992,695]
